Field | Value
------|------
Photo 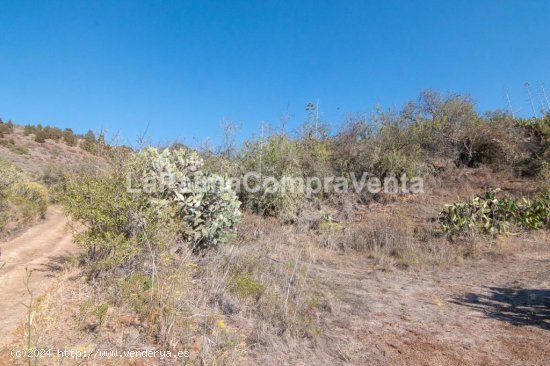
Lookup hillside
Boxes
[0,98,548,365]
[0,124,103,179]
[0,122,107,240]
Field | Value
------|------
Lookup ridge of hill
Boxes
[0,124,103,178]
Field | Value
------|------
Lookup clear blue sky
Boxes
[1,0,549,146]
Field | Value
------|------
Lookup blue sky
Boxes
[0,0,549,147]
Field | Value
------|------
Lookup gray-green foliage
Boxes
[0,158,48,229]
[131,147,241,249]
[239,133,306,222]
[0,157,21,229]
[62,146,241,268]
[440,189,550,237]
[0,157,22,195]
[61,165,145,270]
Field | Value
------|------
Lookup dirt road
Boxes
[0,207,76,346]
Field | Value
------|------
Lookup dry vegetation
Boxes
[0,91,549,365]
[4,189,548,365]
[0,123,104,179]
[0,122,108,239]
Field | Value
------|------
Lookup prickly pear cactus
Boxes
[133,147,241,249]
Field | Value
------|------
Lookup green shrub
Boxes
[34,129,47,143]
[0,158,21,228]
[0,120,14,137]
[456,116,522,169]
[81,130,97,153]
[0,157,22,195]
[91,303,109,324]
[62,128,77,146]
[299,122,334,178]
[410,91,478,162]
[333,110,431,180]
[10,182,49,220]
[228,272,265,299]
[40,165,68,203]
[40,164,67,187]
[131,147,242,249]
[11,144,29,155]
[517,115,550,177]
[0,138,29,155]
[60,166,148,270]
[239,133,306,222]
[356,110,431,178]
[331,117,372,175]
[0,159,48,229]
[60,147,241,273]
[43,126,63,141]
[440,189,549,237]
[119,272,152,315]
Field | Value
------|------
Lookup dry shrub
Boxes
[315,213,422,269]
[0,158,48,236]
[14,213,329,365]
[10,182,49,220]
[13,253,247,365]
[313,195,490,270]
[191,216,331,355]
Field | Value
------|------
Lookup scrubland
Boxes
[0,90,549,365]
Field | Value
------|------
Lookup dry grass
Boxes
[0,126,103,179]
[3,165,547,365]
[5,212,326,364]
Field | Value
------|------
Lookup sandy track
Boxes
[0,206,76,346]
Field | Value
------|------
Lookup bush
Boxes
[40,164,67,187]
[81,130,97,153]
[0,159,20,226]
[0,158,48,226]
[131,147,242,249]
[10,182,49,220]
[10,144,29,155]
[0,121,13,138]
[517,114,550,177]
[61,166,147,270]
[0,138,29,155]
[331,117,371,176]
[456,116,522,169]
[409,91,477,162]
[0,157,22,195]
[40,165,68,202]
[60,147,241,273]
[239,132,306,222]
[199,93,550,223]
[367,109,430,177]
[228,271,266,299]
[62,128,77,146]
[34,129,47,143]
[440,189,550,237]
[43,125,63,141]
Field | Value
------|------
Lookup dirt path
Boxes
[0,206,76,346]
